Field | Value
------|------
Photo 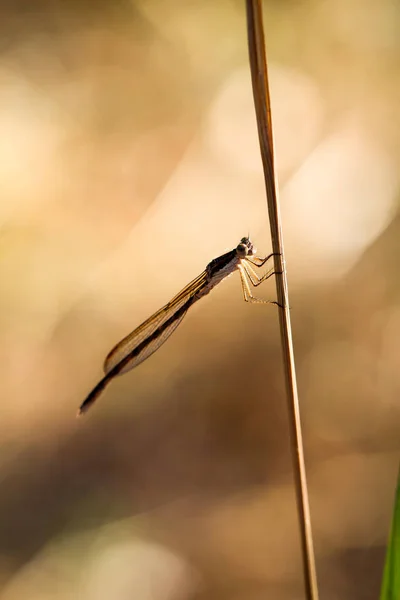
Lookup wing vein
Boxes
[103,269,208,375]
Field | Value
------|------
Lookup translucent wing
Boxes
[78,270,208,415]
[104,269,208,375]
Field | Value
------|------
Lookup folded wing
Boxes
[103,269,208,375]
[78,270,208,415]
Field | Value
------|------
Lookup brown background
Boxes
[0,1,399,599]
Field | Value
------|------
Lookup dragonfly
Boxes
[78,237,280,415]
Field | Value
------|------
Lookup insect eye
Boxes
[241,237,249,243]
[236,243,247,257]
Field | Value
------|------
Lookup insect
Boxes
[78,237,280,415]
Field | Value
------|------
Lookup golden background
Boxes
[0,1,399,598]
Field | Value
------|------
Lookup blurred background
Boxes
[0,0,399,598]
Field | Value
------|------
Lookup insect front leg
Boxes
[246,252,280,268]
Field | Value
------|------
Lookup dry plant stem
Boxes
[245,2,320,600]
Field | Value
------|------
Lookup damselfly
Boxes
[78,237,279,415]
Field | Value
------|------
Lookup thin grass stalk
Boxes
[245,2,320,599]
